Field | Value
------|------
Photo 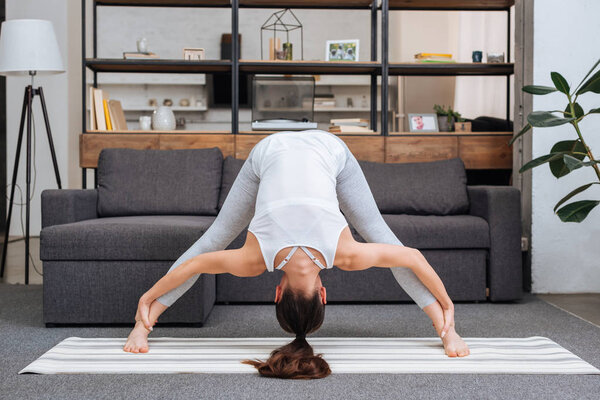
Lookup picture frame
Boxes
[183,47,205,61]
[408,113,439,133]
[325,39,359,61]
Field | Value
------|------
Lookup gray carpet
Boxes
[1,283,599,400]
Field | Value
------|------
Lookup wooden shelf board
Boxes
[96,0,374,8]
[86,130,230,134]
[96,0,231,7]
[85,59,232,73]
[239,60,380,74]
[85,59,511,76]
[389,131,513,136]
[388,0,514,11]
[239,0,374,9]
[389,62,513,76]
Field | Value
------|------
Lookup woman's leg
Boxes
[155,153,260,307]
[125,156,260,353]
[331,135,437,309]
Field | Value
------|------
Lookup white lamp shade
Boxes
[0,19,64,76]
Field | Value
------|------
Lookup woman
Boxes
[123,129,470,377]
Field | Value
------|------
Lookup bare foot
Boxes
[123,320,151,353]
[441,327,470,357]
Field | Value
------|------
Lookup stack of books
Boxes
[414,53,456,63]
[329,118,374,134]
[123,51,159,59]
[89,87,128,131]
[314,93,336,108]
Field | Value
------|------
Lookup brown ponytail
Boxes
[242,289,330,379]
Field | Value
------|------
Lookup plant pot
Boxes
[437,115,452,132]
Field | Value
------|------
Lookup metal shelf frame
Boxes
[81,0,515,187]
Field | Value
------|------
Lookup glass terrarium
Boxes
[252,76,315,123]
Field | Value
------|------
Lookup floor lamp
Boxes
[0,19,64,284]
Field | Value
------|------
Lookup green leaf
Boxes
[563,154,599,172]
[527,111,575,127]
[549,140,587,178]
[551,72,570,94]
[509,123,531,145]
[522,85,557,95]
[519,152,565,173]
[576,69,600,95]
[563,154,585,171]
[554,182,600,212]
[574,59,600,93]
[564,103,584,119]
[588,107,600,114]
[556,200,600,222]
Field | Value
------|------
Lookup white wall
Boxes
[531,0,600,293]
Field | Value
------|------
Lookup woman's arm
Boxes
[142,248,265,310]
[341,242,453,309]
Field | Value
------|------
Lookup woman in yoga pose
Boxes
[123,129,470,378]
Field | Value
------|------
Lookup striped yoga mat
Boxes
[19,336,599,375]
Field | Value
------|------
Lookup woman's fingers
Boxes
[138,297,153,331]
[440,307,454,338]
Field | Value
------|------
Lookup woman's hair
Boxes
[241,288,330,379]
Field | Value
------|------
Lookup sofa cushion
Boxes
[348,214,490,249]
[358,158,469,215]
[218,156,246,209]
[40,215,217,261]
[97,148,223,217]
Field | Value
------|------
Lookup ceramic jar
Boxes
[152,106,176,131]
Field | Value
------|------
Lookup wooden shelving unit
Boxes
[388,0,513,11]
[81,0,516,187]
[85,59,231,73]
[239,60,381,74]
[388,62,513,76]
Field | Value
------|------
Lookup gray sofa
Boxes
[40,147,522,326]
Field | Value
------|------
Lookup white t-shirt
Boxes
[247,130,349,272]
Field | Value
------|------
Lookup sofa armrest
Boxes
[41,189,99,228]
[467,185,522,301]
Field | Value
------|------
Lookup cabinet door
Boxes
[385,136,459,163]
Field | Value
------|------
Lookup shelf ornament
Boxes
[261,8,303,61]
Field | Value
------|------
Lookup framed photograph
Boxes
[325,39,359,61]
[408,113,439,133]
[183,48,205,61]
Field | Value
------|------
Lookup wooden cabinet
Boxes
[80,132,511,169]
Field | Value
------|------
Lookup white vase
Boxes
[152,106,176,131]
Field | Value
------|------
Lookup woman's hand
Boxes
[135,294,154,331]
[439,301,455,338]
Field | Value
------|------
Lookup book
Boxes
[414,52,456,63]
[102,99,113,131]
[329,125,374,133]
[107,100,117,131]
[93,88,107,130]
[415,52,453,59]
[330,118,369,127]
[123,51,159,59]
[89,86,96,130]
[108,100,128,131]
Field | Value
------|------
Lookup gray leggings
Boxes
[156,132,437,309]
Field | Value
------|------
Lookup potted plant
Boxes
[433,104,463,132]
[510,59,600,222]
